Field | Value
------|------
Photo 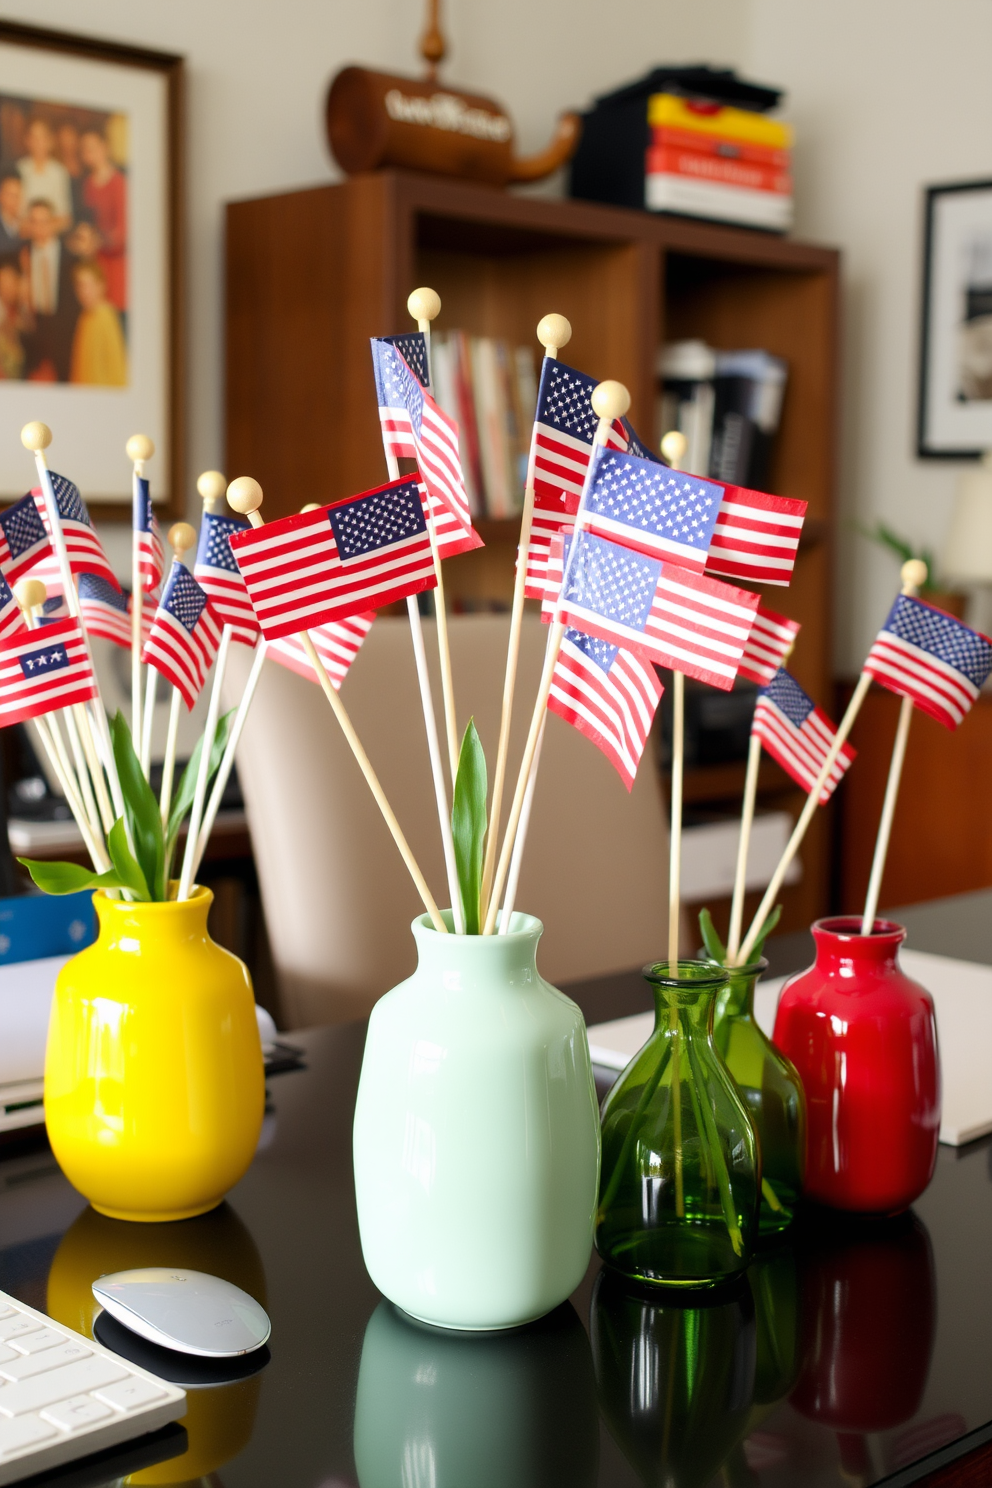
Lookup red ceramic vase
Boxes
[772,918,940,1214]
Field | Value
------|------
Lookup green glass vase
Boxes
[711,957,806,1235]
[596,959,761,1288]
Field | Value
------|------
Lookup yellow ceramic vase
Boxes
[44,887,265,1222]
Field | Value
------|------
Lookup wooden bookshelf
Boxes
[225,171,839,934]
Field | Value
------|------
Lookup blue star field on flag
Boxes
[582,446,722,569]
[199,512,249,573]
[563,532,660,634]
[377,332,429,388]
[18,640,70,678]
[880,593,992,688]
[864,591,992,729]
[0,495,48,574]
[329,482,426,561]
[48,472,89,525]
[564,626,619,673]
[164,565,208,632]
[759,665,816,726]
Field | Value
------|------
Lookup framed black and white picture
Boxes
[0,20,183,516]
[919,178,992,459]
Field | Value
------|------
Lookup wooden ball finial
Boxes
[168,522,197,561]
[227,477,264,515]
[407,287,441,324]
[196,470,227,504]
[537,314,572,353]
[590,380,630,422]
[14,578,46,612]
[21,421,51,452]
[300,502,321,512]
[901,558,928,595]
[126,434,155,463]
[660,430,688,469]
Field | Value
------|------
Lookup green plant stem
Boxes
[598,1039,673,1220]
[761,1177,784,1212]
[685,1035,744,1256]
[670,1003,685,1218]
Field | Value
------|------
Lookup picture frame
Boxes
[918,178,992,459]
[0,19,183,518]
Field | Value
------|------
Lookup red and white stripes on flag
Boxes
[753,667,855,804]
[420,483,484,560]
[737,603,801,685]
[265,613,375,690]
[863,592,992,730]
[141,562,223,710]
[31,476,120,592]
[0,619,98,726]
[230,478,436,639]
[548,628,663,791]
[704,485,807,587]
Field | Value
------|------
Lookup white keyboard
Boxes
[0,1288,185,1485]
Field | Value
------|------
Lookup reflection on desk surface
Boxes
[0,1011,990,1487]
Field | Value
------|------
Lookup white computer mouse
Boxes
[92,1268,271,1358]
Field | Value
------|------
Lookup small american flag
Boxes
[0,494,51,583]
[231,477,436,639]
[524,357,648,600]
[194,510,260,646]
[737,603,801,685]
[0,618,98,726]
[133,476,164,594]
[0,572,24,642]
[31,473,120,592]
[581,445,722,569]
[754,667,855,802]
[548,628,663,792]
[419,482,483,560]
[705,484,807,588]
[266,613,375,690]
[371,338,473,531]
[78,573,132,649]
[558,530,759,690]
[864,593,992,729]
[142,561,223,709]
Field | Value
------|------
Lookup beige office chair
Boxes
[224,616,673,1028]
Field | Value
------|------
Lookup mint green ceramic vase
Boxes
[352,911,601,1330]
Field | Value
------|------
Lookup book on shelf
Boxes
[432,331,537,520]
[658,339,788,489]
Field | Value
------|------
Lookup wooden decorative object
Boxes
[325,0,579,186]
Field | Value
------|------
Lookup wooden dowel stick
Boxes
[227,478,447,934]
[861,695,912,935]
[668,670,685,968]
[498,712,545,934]
[159,688,182,828]
[73,704,115,834]
[141,666,157,775]
[735,669,873,966]
[191,640,267,879]
[406,594,464,931]
[178,626,232,901]
[21,424,127,822]
[860,561,928,934]
[481,313,571,923]
[30,717,108,872]
[727,731,763,962]
[62,708,104,840]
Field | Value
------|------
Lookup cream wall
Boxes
[8,0,989,672]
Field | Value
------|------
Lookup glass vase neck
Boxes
[643,960,730,1031]
[811,917,906,973]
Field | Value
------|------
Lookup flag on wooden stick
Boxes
[194,510,260,645]
[230,477,437,638]
[0,618,98,726]
[371,338,471,527]
[580,445,723,569]
[863,593,992,729]
[0,494,51,583]
[78,573,132,648]
[548,628,663,791]
[142,560,223,709]
[753,666,855,802]
[31,474,120,591]
[737,603,801,685]
[705,485,807,587]
[266,613,375,689]
[557,530,759,689]
[133,476,164,594]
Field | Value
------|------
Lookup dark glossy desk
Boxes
[3,892,992,1488]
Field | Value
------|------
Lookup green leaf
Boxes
[111,711,164,901]
[451,718,487,934]
[749,903,783,962]
[105,817,151,900]
[164,710,234,881]
[698,907,727,963]
[17,857,128,896]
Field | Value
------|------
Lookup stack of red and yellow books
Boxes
[646,94,793,231]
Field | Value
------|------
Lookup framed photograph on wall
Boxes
[919,178,992,459]
[0,20,182,516]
